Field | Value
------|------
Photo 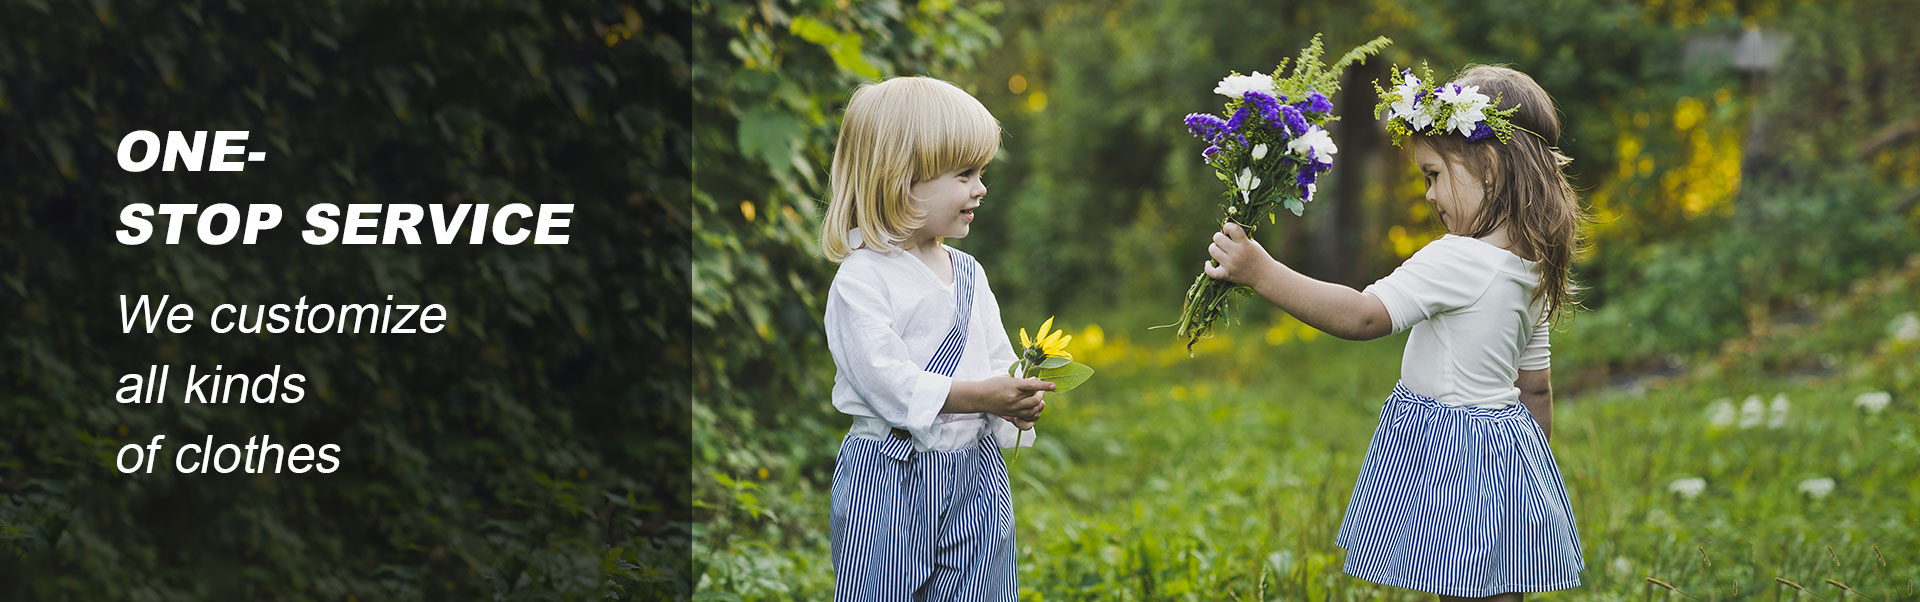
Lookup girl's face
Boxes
[1413,144,1487,235]
[908,164,987,240]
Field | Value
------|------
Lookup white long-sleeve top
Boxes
[824,239,1033,452]
[1362,235,1552,408]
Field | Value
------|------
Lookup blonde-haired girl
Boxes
[1204,64,1589,600]
[820,76,1048,601]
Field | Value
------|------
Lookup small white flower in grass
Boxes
[1252,143,1269,161]
[1738,395,1765,429]
[1769,393,1790,429]
[1214,72,1275,98]
[1611,556,1634,576]
[1798,477,1835,499]
[1854,391,1892,414]
[1706,398,1736,428]
[1669,477,1706,499]
[1891,312,1920,342]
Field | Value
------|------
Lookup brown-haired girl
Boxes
[1203,64,1589,600]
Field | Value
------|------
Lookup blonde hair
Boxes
[819,76,1001,262]
[1413,65,1591,326]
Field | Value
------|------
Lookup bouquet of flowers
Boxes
[1163,34,1391,353]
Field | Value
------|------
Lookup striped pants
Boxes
[1336,382,1585,597]
[831,434,1016,602]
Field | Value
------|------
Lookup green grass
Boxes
[695,257,1920,601]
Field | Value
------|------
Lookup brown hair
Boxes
[1413,65,1590,326]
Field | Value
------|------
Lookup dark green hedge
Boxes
[1,1,692,600]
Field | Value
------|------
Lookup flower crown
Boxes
[1373,64,1523,147]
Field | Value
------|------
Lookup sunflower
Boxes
[1019,316,1073,361]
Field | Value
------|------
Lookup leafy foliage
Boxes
[2,1,692,599]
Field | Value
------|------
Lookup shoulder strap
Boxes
[923,249,978,377]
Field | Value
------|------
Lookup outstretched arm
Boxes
[1203,222,1393,341]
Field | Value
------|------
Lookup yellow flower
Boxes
[1021,316,1073,360]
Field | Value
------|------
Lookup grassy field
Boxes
[695,256,1920,601]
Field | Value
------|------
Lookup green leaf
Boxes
[735,108,806,178]
[789,16,881,79]
[1034,361,1094,393]
[1286,198,1305,216]
[1038,356,1071,369]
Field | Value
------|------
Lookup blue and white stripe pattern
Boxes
[831,434,1016,602]
[1336,382,1585,597]
[833,248,1017,600]
[925,249,978,378]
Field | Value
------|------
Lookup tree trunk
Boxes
[1308,61,1387,286]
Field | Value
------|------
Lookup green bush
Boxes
[1,2,693,599]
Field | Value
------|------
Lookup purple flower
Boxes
[1279,105,1309,138]
[1296,167,1317,189]
[1185,113,1230,143]
[1243,92,1285,129]
[1224,106,1251,133]
[1467,121,1494,141]
[1202,144,1220,158]
[1294,92,1333,115]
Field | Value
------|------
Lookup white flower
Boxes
[1445,105,1487,137]
[1797,477,1835,499]
[1304,183,1317,202]
[1669,477,1706,499]
[1611,556,1633,576]
[1434,83,1492,137]
[1854,391,1892,414]
[1287,126,1338,165]
[1406,105,1436,131]
[1227,205,1238,215]
[1434,83,1491,110]
[1738,395,1765,429]
[1252,143,1269,161]
[1390,75,1425,122]
[1214,72,1275,99]
[1706,398,1736,428]
[1235,168,1262,191]
[1388,76,1430,130]
[1768,393,1790,429]
[1890,312,1919,342]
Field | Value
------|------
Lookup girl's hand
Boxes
[1203,222,1278,286]
[1003,415,1037,431]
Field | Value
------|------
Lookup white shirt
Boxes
[1362,235,1552,408]
[825,239,1032,452]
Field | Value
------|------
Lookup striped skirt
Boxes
[831,433,1016,602]
[1335,382,1585,597]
